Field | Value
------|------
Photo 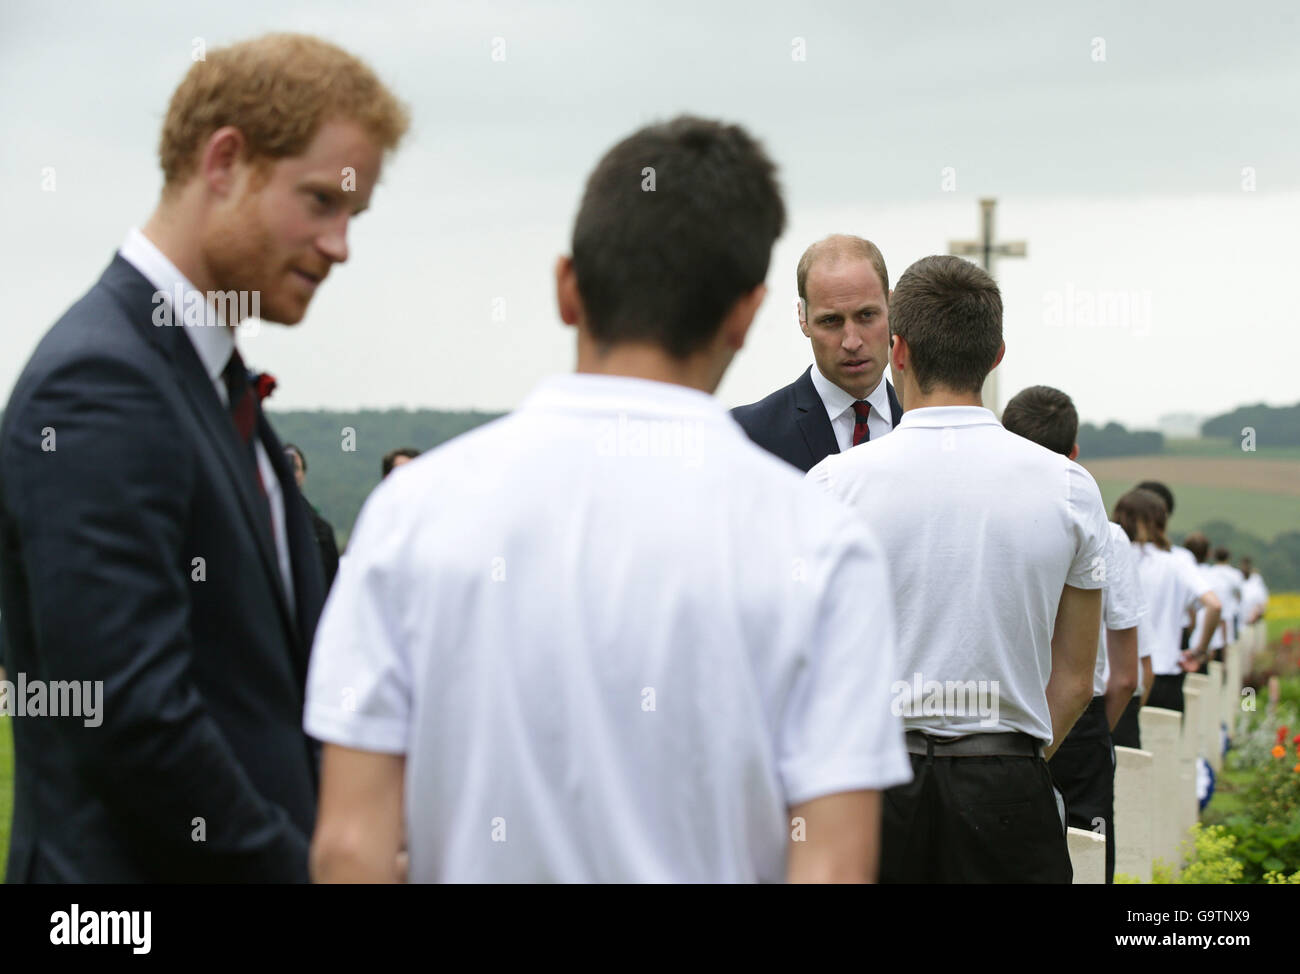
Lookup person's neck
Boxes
[574,335,724,394]
[141,199,217,295]
[900,382,985,412]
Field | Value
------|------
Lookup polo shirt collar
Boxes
[521,372,732,422]
[119,227,236,385]
[809,364,891,422]
[896,405,1001,429]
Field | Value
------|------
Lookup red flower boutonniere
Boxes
[255,372,277,402]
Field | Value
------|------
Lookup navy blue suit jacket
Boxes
[731,366,903,473]
[0,255,325,882]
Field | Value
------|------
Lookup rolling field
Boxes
[1082,444,1300,541]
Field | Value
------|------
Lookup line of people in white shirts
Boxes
[302,116,1271,884]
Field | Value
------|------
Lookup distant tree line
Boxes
[271,409,501,547]
[1173,520,1300,592]
[1201,402,1300,447]
[1076,422,1164,458]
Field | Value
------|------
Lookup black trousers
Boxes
[881,748,1071,883]
[1048,698,1115,883]
[1112,695,1142,750]
[1148,672,1186,713]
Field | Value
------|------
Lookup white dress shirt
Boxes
[808,406,1112,745]
[305,372,911,883]
[808,364,895,451]
[119,228,295,611]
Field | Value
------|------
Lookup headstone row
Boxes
[1069,621,1263,883]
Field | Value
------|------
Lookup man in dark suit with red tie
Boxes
[732,235,902,472]
[0,34,408,882]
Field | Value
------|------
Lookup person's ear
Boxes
[797,297,812,339]
[555,255,582,327]
[891,332,908,373]
[199,125,249,198]
[991,340,1006,370]
[1068,443,1080,461]
[721,283,767,352]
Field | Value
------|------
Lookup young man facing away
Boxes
[305,117,911,883]
[1001,384,1147,885]
[808,256,1111,883]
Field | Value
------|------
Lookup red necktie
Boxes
[222,348,271,512]
[852,400,872,446]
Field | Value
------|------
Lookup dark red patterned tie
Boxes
[222,348,270,509]
[852,400,872,446]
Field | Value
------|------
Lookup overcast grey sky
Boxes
[3,0,1297,428]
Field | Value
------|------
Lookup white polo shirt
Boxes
[304,372,911,883]
[1096,522,1147,698]
[808,364,895,450]
[1211,562,1245,637]
[1135,543,1211,675]
[1241,573,1269,621]
[1191,562,1234,651]
[807,406,1111,745]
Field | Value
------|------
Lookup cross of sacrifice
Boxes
[947,198,1026,416]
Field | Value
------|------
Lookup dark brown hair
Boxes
[571,116,786,359]
[889,255,1002,396]
[1183,532,1210,563]
[1002,385,1079,457]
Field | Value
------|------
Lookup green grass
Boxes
[1164,438,1300,460]
[1095,480,1299,542]
[0,715,11,881]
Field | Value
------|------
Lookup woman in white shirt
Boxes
[1114,489,1221,714]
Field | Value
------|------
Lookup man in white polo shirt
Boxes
[303,116,911,884]
[1001,384,1147,885]
[808,256,1109,883]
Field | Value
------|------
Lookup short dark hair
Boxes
[1002,385,1079,457]
[889,255,1002,395]
[1214,546,1231,563]
[1184,532,1210,562]
[1136,480,1175,516]
[382,446,420,478]
[283,443,306,474]
[570,115,786,359]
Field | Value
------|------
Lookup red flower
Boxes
[255,372,277,402]
[1278,727,1289,744]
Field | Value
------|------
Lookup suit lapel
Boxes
[792,366,839,469]
[887,379,903,428]
[104,253,301,652]
[257,413,325,678]
[165,326,300,645]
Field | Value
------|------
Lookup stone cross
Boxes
[948,198,1026,415]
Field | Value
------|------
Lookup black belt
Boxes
[905,730,1044,759]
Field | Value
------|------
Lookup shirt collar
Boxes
[895,405,1001,429]
[809,363,889,421]
[119,227,235,384]
[520,372,734,423]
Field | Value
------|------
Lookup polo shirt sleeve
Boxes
[303,483,413,755]
[1104,527,1146,632]
[1064,461,1111,590]
[776,523,912,806]
[1176,556,1212,610]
